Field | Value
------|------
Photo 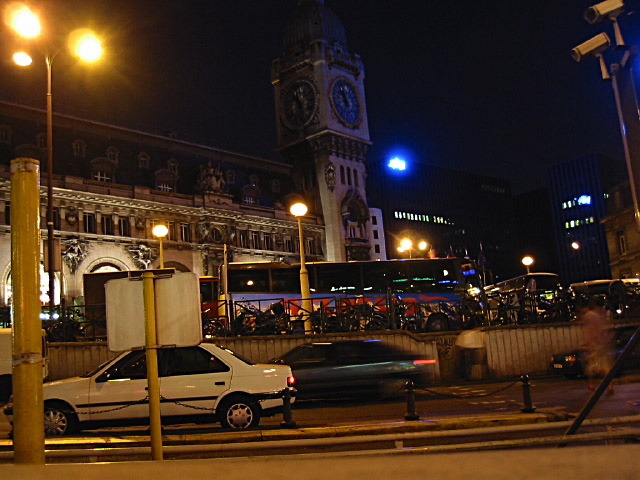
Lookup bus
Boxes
[484,273,564,324]
[223,258,483,333]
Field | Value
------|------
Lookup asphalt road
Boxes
[2,374,638,438]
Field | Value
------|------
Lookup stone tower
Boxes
[271,0,372,261]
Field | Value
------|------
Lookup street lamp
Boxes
[521,255,534,274]
[397,237,427,259]
[290,202,312,333]
[152,224,169,269]
[8,4,103,315]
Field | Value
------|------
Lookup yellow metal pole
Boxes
[142,271,163,461]
[297,217,312,333]
[11,158,44,464]
[158,237,164,269]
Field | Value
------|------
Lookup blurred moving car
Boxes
[550,325,640,378]
[4,343,293,435]
[270,339,437,399]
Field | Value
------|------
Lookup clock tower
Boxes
[272,0,372,262]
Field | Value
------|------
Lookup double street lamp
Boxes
[8,4,102,313]
[290,202,312,333]
[397,237,428,259]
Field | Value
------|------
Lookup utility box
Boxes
[105,272,202,352]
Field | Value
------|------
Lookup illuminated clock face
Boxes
[283,80,317,128]
[331,79,361,126]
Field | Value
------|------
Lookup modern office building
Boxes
[365,156,516,281]
[547,153,627,284]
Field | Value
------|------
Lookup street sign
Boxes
[105,272,202,351]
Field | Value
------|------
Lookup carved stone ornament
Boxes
[196,161,226,193]
[65,206,78,226]
[126,243,156,270]
[325,163,336,192]
[134,216,146,232]
[61,238,90,274]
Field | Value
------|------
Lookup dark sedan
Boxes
[270,339,437,399]
[550,325,640,378]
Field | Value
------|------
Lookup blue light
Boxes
[388,157,406,170]
[577,195,591,205]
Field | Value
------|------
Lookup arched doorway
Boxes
[90,262,122,273]
[164,261,190,273]
[4,264,61,307]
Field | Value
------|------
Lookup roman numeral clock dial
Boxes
[331,78,361,127]
[282,79,318,129]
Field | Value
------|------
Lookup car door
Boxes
[88,351,151,421]
[158,346,232,417]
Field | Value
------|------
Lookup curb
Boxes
[0,411,562,451]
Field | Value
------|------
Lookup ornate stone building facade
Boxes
[0,0,375,306]
[0,102,324,306]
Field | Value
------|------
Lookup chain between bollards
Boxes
[280,387,297,428]
[520,374,536,413]
[404,379,419,421]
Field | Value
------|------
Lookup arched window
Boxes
[354,169,359,188]
[168,158,178,174]
[340,165,345,185]
[347,167,352,186]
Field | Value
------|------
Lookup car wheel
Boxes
[218,395,261,430]
[44,401,79,436]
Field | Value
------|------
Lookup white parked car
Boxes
[4,343,294,435]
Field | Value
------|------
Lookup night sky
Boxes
[1,0,638,193]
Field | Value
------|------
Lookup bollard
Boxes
[520,374,536,413]
[404,380,419,421]
[280,388,297,428]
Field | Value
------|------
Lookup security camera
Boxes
[584,0,625,24]
[571,32,611,62]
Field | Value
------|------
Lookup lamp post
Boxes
[521,255,534,274]
[9,4,102,315]
[290,202,312,333]
[152,224,169,269]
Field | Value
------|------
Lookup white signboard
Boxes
[106,272,202,352]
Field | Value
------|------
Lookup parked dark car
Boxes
[550,325,640,378]
[270,340,437,399]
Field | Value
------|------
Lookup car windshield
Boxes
[81,356,118,378]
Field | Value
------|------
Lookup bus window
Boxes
[200,281,215,303]
[272,268,300,293]
[392,260,457,293]
[361,263,393,292]
[228,268,269,293]
[315,263,361,293]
